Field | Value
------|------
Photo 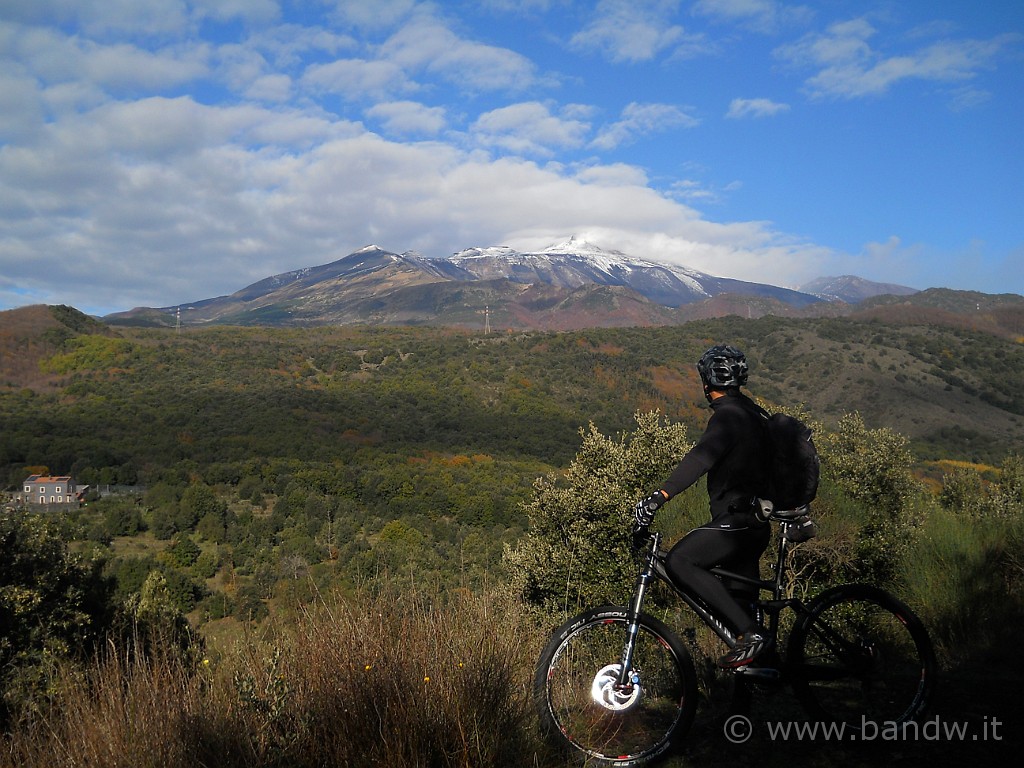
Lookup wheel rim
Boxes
[796,594,930,726]
[544,618,687,761]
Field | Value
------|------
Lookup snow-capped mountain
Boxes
[799,275,918,304]
[106,238,826,329]
[438,237,710,306]
[425,236,820,309]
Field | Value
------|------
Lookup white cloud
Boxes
[725,97,789,118]
[246,24,357,70]
[191,0,280,25]
[326,0,417,31]
[831,235,923,288]
[570,0,692,63]
[692,0,813,33]
[591,102,698,150]
[302,57,415,100]
[479,0,556,12]
[5,1,1013,316]
[215,43,294,102]
[1,22,210,93]
[574,163,650,187]
[669,179,719,203]
[243,73,292,102]
[946,86,991,112]
[776,18,1020,99]
[0,0,191,37]
[380,13,538,92]
[0,73,45,141]
[844,237,1024,294]
[366,100,447,136]
[88,41,212,90]
[471,102,590,156]
[0,93,831,314]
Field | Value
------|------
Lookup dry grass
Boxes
[1,588,550,768]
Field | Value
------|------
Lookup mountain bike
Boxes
[534,506,936,766]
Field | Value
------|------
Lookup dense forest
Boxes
[1,305,1022,765]
[2,306,1024,612]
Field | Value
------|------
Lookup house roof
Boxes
[24,475,72,483]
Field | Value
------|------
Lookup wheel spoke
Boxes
[789,586,934,728]
[536,610,696,765]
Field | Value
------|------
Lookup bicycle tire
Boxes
[535,606,698,766]
[788,584,935,729]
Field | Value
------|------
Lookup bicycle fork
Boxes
[615,532,661,691]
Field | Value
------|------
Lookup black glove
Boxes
[634,490,667,528]
[631,524,651,552]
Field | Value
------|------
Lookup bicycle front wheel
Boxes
[535,606,697,766]
[788,584,935,729]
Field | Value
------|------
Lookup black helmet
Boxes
[697,344,748,389]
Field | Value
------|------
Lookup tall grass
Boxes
[1,588,549,768]
[903,507,1024,667]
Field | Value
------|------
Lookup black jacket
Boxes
[661,391,772,517]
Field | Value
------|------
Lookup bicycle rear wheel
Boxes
[788,584,935,728]
[535,606,697,766]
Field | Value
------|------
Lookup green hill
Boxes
[3,307,1023,480]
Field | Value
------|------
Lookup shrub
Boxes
[0,512,112,724]
[504,411,692,620]
[816,412,923,585]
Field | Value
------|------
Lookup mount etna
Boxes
[105,238,921,331]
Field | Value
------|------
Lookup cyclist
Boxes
[634,344,773,668]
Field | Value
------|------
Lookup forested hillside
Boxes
[2,303,1022,619]
[2,304,1022,764]
[3,306,1023,475]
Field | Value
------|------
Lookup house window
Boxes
[39,496,45,504]
[24,486,30,493]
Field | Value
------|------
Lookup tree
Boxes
[0,512,111,722]
[504,412,692,619]
[165,534,201,568]
[101,498,145,536]
[817,412,919,524]
[939,468,988,516]
[196,511,227,542]
[816,412,922,585]
[940,453,1024,519]
[992,454,1024,516]
[179,483,225,531]
[120,570,197,658]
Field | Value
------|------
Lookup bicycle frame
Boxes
[616,522,808,689]
[539,518,935,763]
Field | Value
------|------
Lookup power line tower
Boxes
[175,306,181,333]
[484,305,491,335]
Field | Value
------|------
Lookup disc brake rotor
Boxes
[591,663,642,711]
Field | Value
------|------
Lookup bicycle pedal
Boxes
[734,666,781,682]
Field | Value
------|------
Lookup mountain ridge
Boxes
[103,239,922,330]
[799,274,919,304]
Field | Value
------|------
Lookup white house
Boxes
[14,474,84,508]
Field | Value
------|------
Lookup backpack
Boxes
[765,412,820,510]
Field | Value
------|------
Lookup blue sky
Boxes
[1,0,1021,316]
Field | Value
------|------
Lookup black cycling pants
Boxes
[665,511,770,634]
